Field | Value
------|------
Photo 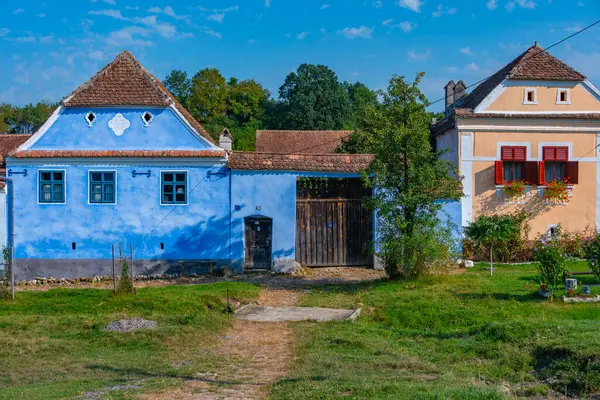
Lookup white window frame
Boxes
[85,112,96,127]
[556,88,571,105]
[159,170,189,206]
[37,169,67,205]
[87,170,118,206]
[141,111,154,127]
[523,88,538,105]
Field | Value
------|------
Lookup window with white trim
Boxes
[89,171,116,204]
[523,88,537,105]
[39,171,65,203]
[556,88,570,105]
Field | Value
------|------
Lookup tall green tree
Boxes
[188,68,228,123]
[163,70,191,106]
[227,79,270,124]
[278,64,351,130]
[344,81,378,129]
[0,104,13,133]
[6,102,56,134]
[345,73,461,278]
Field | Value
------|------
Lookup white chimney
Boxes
[219,128,233,152]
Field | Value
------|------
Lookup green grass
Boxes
[0,282,259,400]
[270,262,600,399]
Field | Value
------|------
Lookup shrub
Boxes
[534,234,569,291]
[585,234,600,281]
[0,247,11,300]
[117,260,133,294]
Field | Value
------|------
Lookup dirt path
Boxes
[137,268,384,400]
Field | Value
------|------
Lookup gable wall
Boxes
[486,83,600,112]
[26,108,214,151]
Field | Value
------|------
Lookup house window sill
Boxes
[495,185,533,205]
[538,185,574,205]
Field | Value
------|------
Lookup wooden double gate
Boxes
[295,198,373,267]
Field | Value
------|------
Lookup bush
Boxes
[0,247,11,300]
[534,234,569,291]
[585,234,600,280]
[117,260,133,294]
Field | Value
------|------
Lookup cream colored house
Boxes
[432,44,600,239]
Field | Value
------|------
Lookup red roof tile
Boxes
[227,152,373,173]
[0,134,31,165]
[10,150,226,159]
[62,51,215,144]
[432,44,588,136]
[256,130,352,154]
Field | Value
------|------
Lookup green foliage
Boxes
[464,213,524,267]
[189,68,228,123]
[344,73,461,278]
[277,63,351,130]
[0,247,9,300]
[163,69,191,106]
[1,101,57,134]
[534,233,569,291]
[586,233,600,280]
[227,78,270,124]
[117,260,133,294]
[344,81,378,129]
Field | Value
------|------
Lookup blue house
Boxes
[6,52,376,280]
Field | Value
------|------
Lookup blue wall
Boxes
[230,171,297,272]
[29,108,214,151]
[7,162,231,278]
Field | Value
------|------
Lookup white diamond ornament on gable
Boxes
[108,113,131,136]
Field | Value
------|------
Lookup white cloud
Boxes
[39,35,54,44]
[91,0,117,4]
[6,35,36,43]
[382,18,394,25]
[408,49,431,62]
[148,6,189,20]
[208,13,225,23]
[396,0,424,12]
[460,47,473,55]
[432,4,457,17]
[88,50,105,60]
[486,0,498,10]
[0,29,9,37]
[198,26,222,39]
[12,8,25,14]
[395,21,417,32]
[337,26,373,39]
[88,9,129,20]
[106,26,154,47]
[321,4,330,9]
[373,0,383,7]
[297,31,309,40]
[505,0,535,11]
[468,62,480,71]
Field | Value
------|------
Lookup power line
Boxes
[429,19,600,107]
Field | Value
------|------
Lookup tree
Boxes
[188,68,228,123]
[0,104,13,133]
[464,215,520,276]
[278,64,351,130]
[227,79,270,124]
[6,102,56,134]
[344,81,378,129]
[345,73,462,278]
[163,70,191,106]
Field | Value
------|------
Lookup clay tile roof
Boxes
[227,152,374,173]
[0,134,31,165]
[256,130,353,154]
[62,51,215,144]
[10,150,226,159]
[432,44,588,136]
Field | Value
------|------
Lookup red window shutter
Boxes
[543,147,555,161]
[495,161,504,184]
[501,147,514,161]
[513,147,527,161]
[538,161,546,185]
[556,147,569,161]
[524,161,538,185]
[566,161,579,184]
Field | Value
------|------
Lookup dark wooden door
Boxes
[244,217,273,270]
[296,199,372,267]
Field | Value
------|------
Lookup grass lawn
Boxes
[0,282,259,400]
[271,262,600,399]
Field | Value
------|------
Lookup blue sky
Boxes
[0,0,598,110]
